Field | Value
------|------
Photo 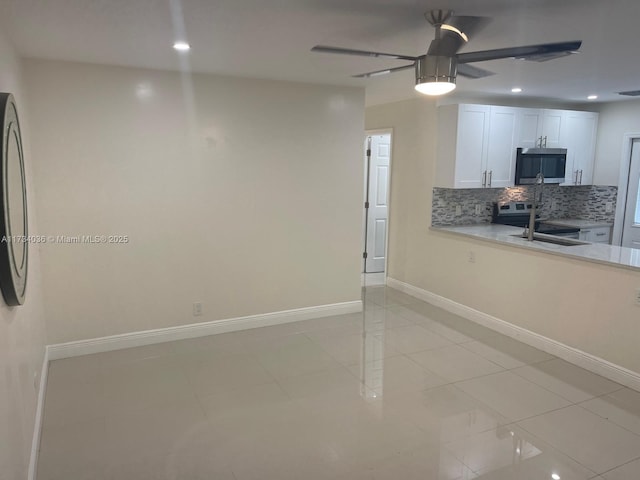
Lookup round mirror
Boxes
[0,93,28,306]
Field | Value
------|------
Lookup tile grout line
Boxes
[386,303,503,346]
[510,417,604,477]
[439,442,486,478]
[513,403,640,476]
[456,336,558,368]
[571,402,640,439]
[503,362,624,405]
[595,454,640,478]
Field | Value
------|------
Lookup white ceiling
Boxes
[1,0,639,106]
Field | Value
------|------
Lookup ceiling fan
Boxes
[311,10,582,96]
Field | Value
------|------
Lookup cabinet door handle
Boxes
[596,232,606,237]
[482,170,487,187]
[538,136,542,148]
[488,170,492,187]
[579,169,583,185]
[544,136,548,148]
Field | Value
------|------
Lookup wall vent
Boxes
[618,90,640,96]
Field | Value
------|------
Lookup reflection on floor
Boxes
[361,272,385,286]
[37,286,640,479]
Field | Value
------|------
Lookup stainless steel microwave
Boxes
[515,148,567,184]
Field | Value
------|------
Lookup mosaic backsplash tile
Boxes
[431,185,617,226]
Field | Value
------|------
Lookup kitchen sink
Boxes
[511,233,589,246]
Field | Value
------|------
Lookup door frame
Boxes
[613,132,640,245]
[363,128,393,280]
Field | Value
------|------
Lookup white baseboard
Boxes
[47,300,362,360]
[387,277,640,392]
[28,347,49,480]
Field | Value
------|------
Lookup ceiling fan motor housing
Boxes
[415,55,457,87]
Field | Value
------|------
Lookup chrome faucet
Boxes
[524,173,545,241]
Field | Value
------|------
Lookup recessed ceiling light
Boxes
[587,94,598,100]
[511,87,523,93]
[551,474,561,480]
[173,41,191,52]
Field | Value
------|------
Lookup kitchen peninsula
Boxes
[432,223,640,271]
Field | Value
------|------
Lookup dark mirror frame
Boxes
[0,92,28,306]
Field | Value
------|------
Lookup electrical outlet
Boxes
[193,302,203,316]
[606,202,613,213]
[636,289,640,306]
[468,251,476,263]
[475,204,482,215]
[455,205,462,216]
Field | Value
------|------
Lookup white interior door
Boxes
[622,139,640,249]
[364,134,391,273]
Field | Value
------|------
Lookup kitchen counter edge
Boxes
[431,224,640,272]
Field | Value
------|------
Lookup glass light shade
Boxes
[415,81,457,96]
[173,42,191,51]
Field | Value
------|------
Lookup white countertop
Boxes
[542,218,613,229]
[432,224,640,272]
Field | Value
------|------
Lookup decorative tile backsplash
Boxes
[431,185,618,226]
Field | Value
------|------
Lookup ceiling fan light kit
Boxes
[415,55,457,95]
[311,9,581,97]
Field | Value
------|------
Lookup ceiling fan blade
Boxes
[457,63,495,79]
[311,45,418,61]
[353,63,415,78]
[457,41,582,64]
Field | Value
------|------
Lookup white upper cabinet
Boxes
[515,109,567,148]
[436,104,490,189]
[454,104,490,188]
[436,104,515,189]
[562,111,598,185]
[540,109,566,148]
[486,106,518,188]
[516,109,543,148]
[436,103,599,189]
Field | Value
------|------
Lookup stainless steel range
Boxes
[491,202,580,238]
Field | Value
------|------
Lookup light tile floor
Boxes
[37,286,640,479]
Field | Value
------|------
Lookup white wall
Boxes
[364,98,437,283]
[24,59,365,344]
[0,34,47,480]
[592,99,640,186]
[367,99,640,376]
